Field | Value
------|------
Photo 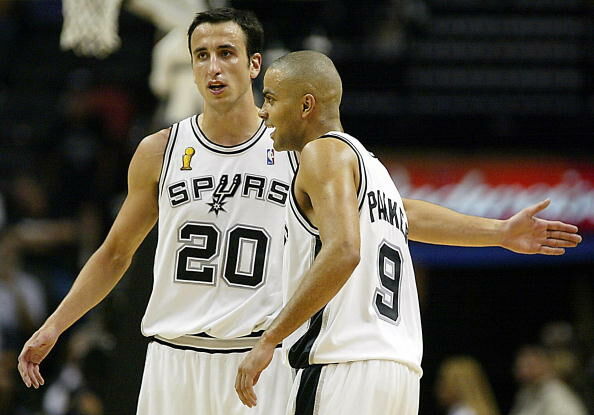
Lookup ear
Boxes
[249,53,262,80]
[301,94,316,118]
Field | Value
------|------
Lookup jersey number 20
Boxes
[175,222,270,288]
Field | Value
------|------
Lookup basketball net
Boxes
[60,0,124,58]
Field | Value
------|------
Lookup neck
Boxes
[199,95,262,146]
[298,117,343,151]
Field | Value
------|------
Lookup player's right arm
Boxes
[17,129,169,389]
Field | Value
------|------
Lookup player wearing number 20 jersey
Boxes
[142,114,296,341]
[283,131,423,374]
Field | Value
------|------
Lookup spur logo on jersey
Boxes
[367,190,409,241]
[207,174,241,215]
[266,148,275,165]
[180,147,196,170]
[167,173,290,214]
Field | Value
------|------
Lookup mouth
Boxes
[208,82,227,95]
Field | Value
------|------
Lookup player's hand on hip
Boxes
[17,326,60,388]
[235,340,275,407]
[501,199,582,255]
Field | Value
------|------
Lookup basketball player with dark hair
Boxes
[18,8,581,415]
[18,8,295,415]
[235,50,582,414]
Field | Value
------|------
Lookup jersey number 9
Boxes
[374,241,402,324]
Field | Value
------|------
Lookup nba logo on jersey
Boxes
[267,148,275,165]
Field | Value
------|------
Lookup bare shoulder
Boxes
[129,128,171,183]
[300,137,358,178]
[135,128,170,158]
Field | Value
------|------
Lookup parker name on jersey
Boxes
[283,132,422,375]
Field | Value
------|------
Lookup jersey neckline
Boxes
[190,115,267,154]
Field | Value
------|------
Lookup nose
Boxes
[258,107,268,120]
[208,55,221,76]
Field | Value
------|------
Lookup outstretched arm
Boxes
[17,130,168,389]
[404,198,581,254]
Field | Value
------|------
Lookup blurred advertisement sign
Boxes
[383,156,594,265]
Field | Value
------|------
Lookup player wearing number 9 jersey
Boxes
[282,131,422,414]
[283,130,422,372]
[235,50,425,415]
[236,49,581,415]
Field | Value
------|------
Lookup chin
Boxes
[272,141,285,152]
[272,132,297,152]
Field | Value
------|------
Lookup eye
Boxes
[196,51,207,60]
[221,50,232,57]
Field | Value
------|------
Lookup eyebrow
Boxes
[193,44,238,54]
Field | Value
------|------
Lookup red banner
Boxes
[383,156,594,230]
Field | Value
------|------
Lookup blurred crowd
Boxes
[435,322,592,415]
[0,1,592,415]
[2,4,140,414]
[0,70,125,414]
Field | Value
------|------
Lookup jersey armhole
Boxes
[319,133,368,210]
[158,123,180,196]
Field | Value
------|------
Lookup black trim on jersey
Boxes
[152,337,281,354]
[314,236,322,257]
[288,236,325,369]
[190,115,267,154]
[288,307,326,368]
[288,133,368,236]
[320,133,368,210]
[287,151,299,174]
[289,172,319,236]
[294,365,324,415]
[158,123,180,196]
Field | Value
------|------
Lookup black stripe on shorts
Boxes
[295,365,324,415]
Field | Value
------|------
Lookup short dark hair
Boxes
[187,7,264,58]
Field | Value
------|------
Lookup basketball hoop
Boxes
[60,0,124,59]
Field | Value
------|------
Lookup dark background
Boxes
[0,0,592,414]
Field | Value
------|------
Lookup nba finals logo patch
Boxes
[181,147,196,170]
[267,148,275,165]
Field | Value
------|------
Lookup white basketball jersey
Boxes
[141,115,296,339]
[283,131,423,374]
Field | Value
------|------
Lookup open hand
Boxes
[17,326,60,388]
[500,199,582,255]
[235,340,275,407]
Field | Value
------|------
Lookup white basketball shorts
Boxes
[286,360,421,415]
[136,337,293,415]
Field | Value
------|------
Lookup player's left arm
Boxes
[403,198,582,255]
[235,138,361,407]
